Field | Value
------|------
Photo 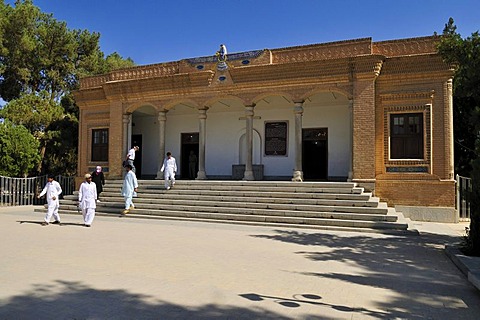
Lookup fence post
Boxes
[456,174,460,219]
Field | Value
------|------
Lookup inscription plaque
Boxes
[265,121,288,156]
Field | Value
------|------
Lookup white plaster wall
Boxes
[254,108,296,176]
[132,115,159,175]
[303,104,350,178]
[135,103,350,178]
[164,113,198,176]
[205,111,244,175]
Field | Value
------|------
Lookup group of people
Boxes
[38,147,181,225]
[38,166,105,227]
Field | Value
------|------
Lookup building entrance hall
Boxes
[302,128,328,180]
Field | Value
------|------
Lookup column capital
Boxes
[157,110,167,122]
[122,114,131,124]
[293,99,304,106]
[198,108,208,119]
[293,105,304,114]
[348,99,354,108]
[245,104,255,117]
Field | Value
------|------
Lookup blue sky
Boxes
[5,0,480,66]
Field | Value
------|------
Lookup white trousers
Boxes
[124,195,134,209]
[82,207,95,225]
[164,168,175,188]
[45,202,60,223]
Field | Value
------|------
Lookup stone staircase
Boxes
[35,180,411,232]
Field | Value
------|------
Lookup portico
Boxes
[74,36,456,221]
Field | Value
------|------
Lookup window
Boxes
[91,129,108,161]
[390,113,423,159]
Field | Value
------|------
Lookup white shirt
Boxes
[127,148,136,160]
[78,181,97,209]
[39,180,62,203]
[161,157,177,172]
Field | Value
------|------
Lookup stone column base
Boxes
[292,171,303,182]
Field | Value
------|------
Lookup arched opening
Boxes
[302,91,350,181]
[131,105,158,179]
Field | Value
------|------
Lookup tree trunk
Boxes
[37,142,47,174]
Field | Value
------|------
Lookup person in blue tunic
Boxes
[121,164,138,214]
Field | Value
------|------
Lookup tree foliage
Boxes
[0,121,41,177]
[438,18,480,256]
[0,0,134,176]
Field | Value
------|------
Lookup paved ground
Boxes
[0,206,479,320]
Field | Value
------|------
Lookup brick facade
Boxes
[74,36,456,213]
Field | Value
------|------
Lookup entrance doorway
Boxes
[131,134,143,178]
[302,128,328,180]
[181,133,199,179]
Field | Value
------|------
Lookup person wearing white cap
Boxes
[78,173,97,227]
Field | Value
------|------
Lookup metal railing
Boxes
[0,175,75,207]
[456,174,472,220]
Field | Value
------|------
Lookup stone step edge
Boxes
[83,196,379,208]
[39,206,402,226]
[34,208,414,234]
[57,202,392,219]
[103,186,365,194]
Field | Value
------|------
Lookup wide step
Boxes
[50,180,410,232]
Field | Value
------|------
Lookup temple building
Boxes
[73,36,456,222]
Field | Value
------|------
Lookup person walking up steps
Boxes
[125,146,139,173]
[121,164,138,214]
[37,174,63,226]
[78,173,97,227]
[161,151,177,190]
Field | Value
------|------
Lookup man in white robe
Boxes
[160,151,177,190]
[78,173,97,227]
[37,174,63,226]
[121,164,138,214]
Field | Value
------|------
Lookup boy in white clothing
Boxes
[37,174,63,226]
[160,152,177,190]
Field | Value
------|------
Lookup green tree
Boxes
[0,91,64,172]
[0,121,41,177]
[0,0,134,176]
[104,52,135,72]
[438,18,480,255]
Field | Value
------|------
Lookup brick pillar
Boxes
[243,104,255,181]
[109,101,124,178]
[444,78,454,180]
[352,79,376,181]
[348,99,354,181]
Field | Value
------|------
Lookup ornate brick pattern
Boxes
[74,35,456,210]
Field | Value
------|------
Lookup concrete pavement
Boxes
[0,206,479,319]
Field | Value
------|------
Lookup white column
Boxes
[196,107,208,180]
[292,100,304,181]
[243,104,255,180]
[156,110,167,179]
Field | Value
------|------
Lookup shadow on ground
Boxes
[0,280,293,320]
[250,230,480,319]
[18,220,85,227]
